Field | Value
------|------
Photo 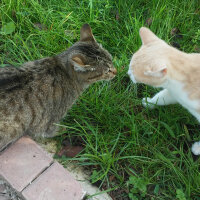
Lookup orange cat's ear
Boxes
[80,24,95,42]
[144,66,167,78]
[139,27,159,45]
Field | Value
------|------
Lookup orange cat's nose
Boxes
[110,68,117,75]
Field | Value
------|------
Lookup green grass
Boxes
[1,0,200,199]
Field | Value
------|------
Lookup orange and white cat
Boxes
[128,27,200,155]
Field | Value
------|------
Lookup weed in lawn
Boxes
[176,189,186,200]
[127,176,149,199]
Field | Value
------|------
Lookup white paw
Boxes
[191,141,200,155]
[142,97,155,109]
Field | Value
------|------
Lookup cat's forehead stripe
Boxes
[71,43,112,62]
[72,44,101,57]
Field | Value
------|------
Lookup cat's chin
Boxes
[89,77,115,83]
[89,74,116,83]
[103,75,116,81]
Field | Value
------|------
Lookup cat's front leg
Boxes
[191,141,200,155]
[142,89,177,109]
[43,124,59,138]
[191,114,200,155]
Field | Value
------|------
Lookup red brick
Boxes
[0,137,53,192]
[22,162,85,200]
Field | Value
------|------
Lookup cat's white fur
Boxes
[128,27,200,155]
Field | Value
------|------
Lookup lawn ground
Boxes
[0,0,200,199]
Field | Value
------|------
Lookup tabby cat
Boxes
[0,24,117,151]
[128,27,200,155]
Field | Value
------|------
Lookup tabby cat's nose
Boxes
[110,68,117,75]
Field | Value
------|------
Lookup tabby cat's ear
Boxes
[71,55,87,72]
[144,66,167,78]
[80,24,95,42]
[139,27,159,45]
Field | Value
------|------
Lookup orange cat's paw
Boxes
[191,142,200,155]
[142,97,155,109]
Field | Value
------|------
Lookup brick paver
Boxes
[22,162,84,200]
[0,137,53,192]
[0,137,85,200]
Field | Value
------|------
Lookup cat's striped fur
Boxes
[0,24,117,150]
